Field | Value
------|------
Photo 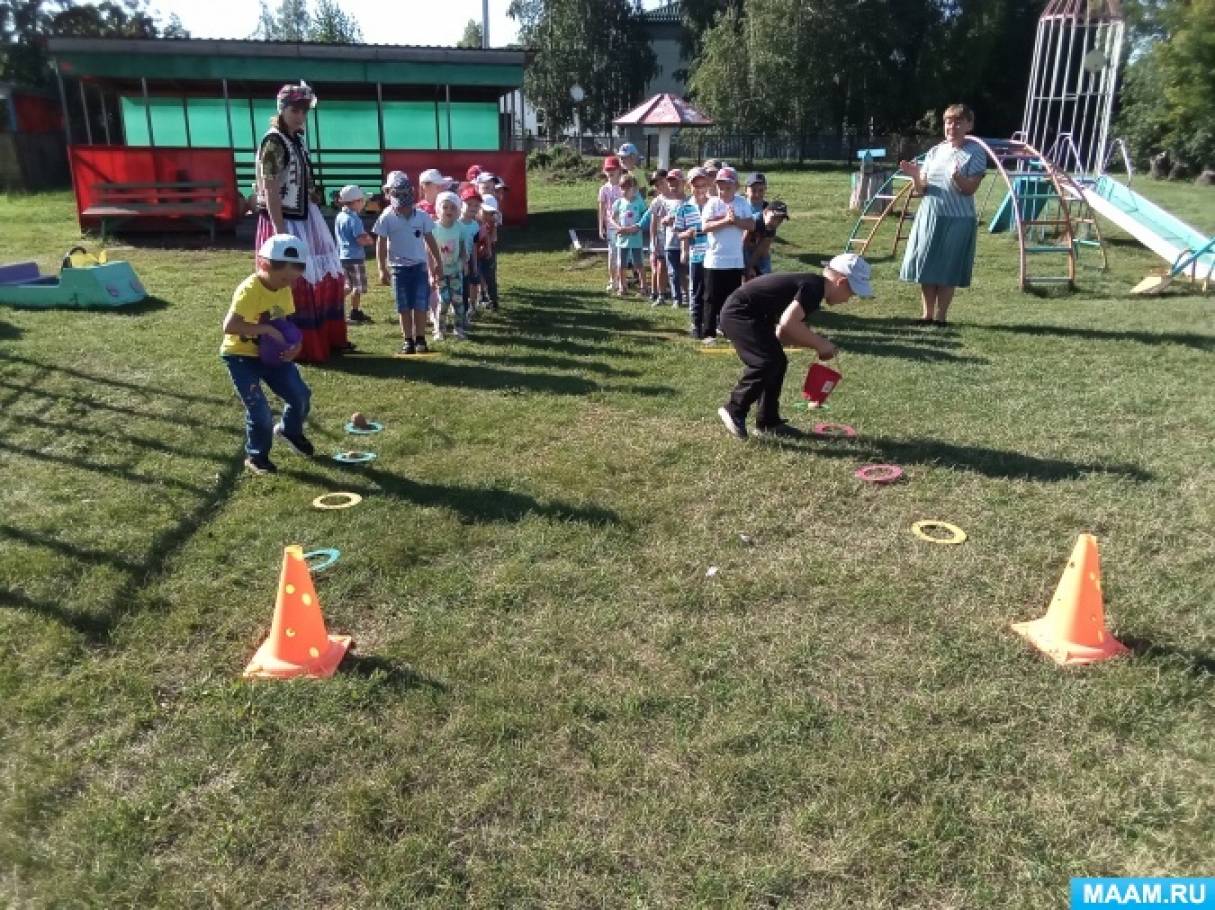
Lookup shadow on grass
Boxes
[0,294,172,315]
[0,450,246,642]
[501,207,596,254]
[0,354,247,641]
[768,432,1151,482]
[809,311,986,364]
[984,322,1215,352]
[343,653,450,693]
[1121,637,1215,678]
[4,352,228,405]
[0,319,23,341]
[322,352,675,399]
[444,349,644,378]
[282,464,621,527]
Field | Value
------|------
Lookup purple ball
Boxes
[259,317,303,365]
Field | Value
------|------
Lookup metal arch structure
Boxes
[843,137,1086,291]
[1020,0,1125,179]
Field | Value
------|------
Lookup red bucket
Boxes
[802,360,842,406]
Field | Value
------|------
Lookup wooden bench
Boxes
[82,181,225,241]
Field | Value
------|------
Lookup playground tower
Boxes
[1020,0,1125,176]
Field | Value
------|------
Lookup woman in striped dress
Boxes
[898,104,987,326]
[255,82,349,362]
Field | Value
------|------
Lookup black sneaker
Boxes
[688,327,703,339]
[755,420,804,439]
[274,424,315,456]
[348,309,371,324]
[717,406,747,440]
[414,336,429,354]
[400,339,415,355]
[245,455,278,475]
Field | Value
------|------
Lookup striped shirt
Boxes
[673,199,708,264]
[920,139,987,218]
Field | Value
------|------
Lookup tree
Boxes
[310,0,360,43]
[457,18,483,48]
[508,0,657,138]
[1,0,188,87]
[686,0,1038,144]
[250,0,362,43]
[1117,0,1215,173]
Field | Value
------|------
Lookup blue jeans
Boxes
[223,355,311,459]
[391,263,430,312]
[664,248,683,303]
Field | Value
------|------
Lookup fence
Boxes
[512,132,934,167]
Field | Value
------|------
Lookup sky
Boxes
[118,0,524,47]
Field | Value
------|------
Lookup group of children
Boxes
[333,166,506,355]
[596,146,791,343]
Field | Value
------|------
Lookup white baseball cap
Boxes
[480,194,499,212]
[418,168,445,186]
[476,172,497,186]
[257,233,310,265]
[826,253,874,298]
[435,190,461,210]
[337,184,364,203]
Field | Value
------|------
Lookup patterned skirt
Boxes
[899,197,978,288]
[255,206,347,363]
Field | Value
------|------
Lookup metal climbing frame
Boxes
[843,161,922,259]
[842,137,1087,291]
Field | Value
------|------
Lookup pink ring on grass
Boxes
[854,464,904,484]
[812,423,857,439]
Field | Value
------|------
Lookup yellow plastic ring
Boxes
[911,520,968,545]
[312,492,363,511]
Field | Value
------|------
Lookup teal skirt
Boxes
[899,198,978,288]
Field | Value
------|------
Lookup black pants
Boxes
[702,267,744,339]
[719,298,788,429]
[688,261,706,335]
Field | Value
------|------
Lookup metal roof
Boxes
[643,1,681,24]
[47,38,525,89]
[614,92,712,127]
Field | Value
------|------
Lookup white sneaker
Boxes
[456,327,467,340]
[433,330,445,342]
[702,336,717,345]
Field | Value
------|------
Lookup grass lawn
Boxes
[1,169,1212,908]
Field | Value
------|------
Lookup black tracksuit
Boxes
[719,272,825,429]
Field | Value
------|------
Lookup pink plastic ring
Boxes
[854,464,904,484]
[812,423,858,439]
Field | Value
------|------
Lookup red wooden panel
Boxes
[380,151,527,226]
[69,146,239,228]
[12,93,63,134]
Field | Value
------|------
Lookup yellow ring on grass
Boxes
[312,492,363,511]
[911,520,968,545]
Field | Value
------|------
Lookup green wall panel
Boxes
[121,97,500,151]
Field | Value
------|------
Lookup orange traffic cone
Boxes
[1011,534,1129,667]
[244,545,352,679]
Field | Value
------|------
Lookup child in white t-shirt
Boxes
[699,165,755,343]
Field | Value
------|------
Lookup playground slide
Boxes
[1076,176,1215,277]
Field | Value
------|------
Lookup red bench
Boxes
[82,181,225,241]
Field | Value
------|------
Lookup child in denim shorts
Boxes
[374,171,442,355]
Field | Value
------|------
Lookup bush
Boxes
[527,145,601,183]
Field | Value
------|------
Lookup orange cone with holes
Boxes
[244,545,352,679]
[1011,534,1129,667]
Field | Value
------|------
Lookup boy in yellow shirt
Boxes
[220,234,314,474]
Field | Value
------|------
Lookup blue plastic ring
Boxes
[345,421,384,435]
[334,450,377,464]
[303,548,340,573]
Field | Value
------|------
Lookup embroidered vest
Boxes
[256,128,313,221]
